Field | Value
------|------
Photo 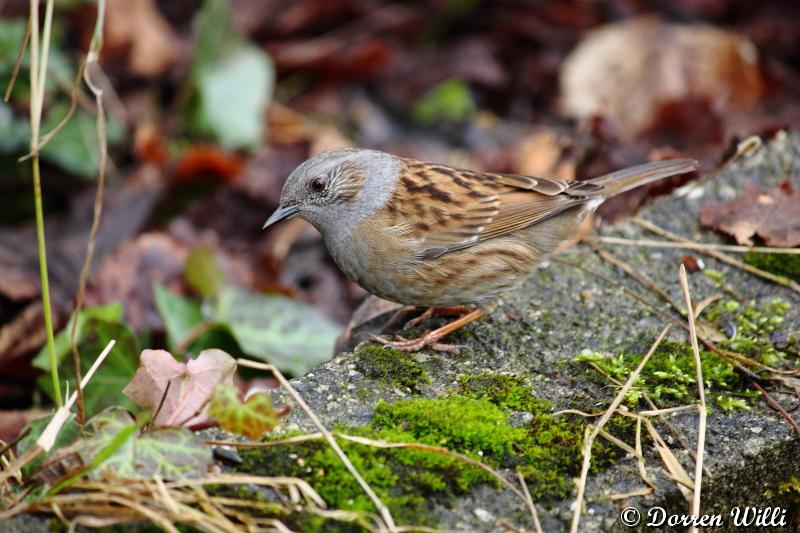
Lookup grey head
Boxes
[263,148,400,239]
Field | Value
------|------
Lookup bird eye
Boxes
[310,177,327,193]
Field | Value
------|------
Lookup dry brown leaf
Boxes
[516,130,576,180]
[559,17,764,141]
[700,181,800,246]
[123,349,237,428]
[105,0,180,77]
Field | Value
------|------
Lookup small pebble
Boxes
[473,508,492,522]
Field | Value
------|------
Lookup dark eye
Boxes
[310,177,327,193]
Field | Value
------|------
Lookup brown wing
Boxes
[389,160,603,260]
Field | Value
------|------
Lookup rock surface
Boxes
[269,132,800,532]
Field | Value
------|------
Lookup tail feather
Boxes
[588,158,698,198]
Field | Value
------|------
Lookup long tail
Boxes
[588,159,698,198]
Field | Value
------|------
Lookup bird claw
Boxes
[373,335,464,354]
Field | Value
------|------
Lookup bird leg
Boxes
[404,306,471,329]
[374,307,487,353]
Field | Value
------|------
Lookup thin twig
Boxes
[633,217,800,295]
[517,471,543,533]
[593,246,684,316]
[570,325,671,533]
[589,235,800,255]
[679,265,707,533]
[236,358,398,532]
[750,381,800,437]
[69,1,108,425]
[3,16,31,102]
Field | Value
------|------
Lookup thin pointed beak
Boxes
[262,204,300,229]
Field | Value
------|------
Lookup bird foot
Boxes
[403,306,470,330]
[373,334,464,353]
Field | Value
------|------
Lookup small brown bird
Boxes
[264,148,697,351]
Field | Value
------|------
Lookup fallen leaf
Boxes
[173,145,245,184]
[516,130,576,180]
[208,383,286,439]
[76,408,212,480]
[105,0,180,77]
[335,295,406,353]
[559,17,763,142]
[700,181,800,246]
[123,348,236,427]
[86,233,188,331]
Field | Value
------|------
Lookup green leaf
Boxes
[76,408,212,480]
[191,0,237,78]
[208,383,283,439]
[413,79,475,125]
[32,303,122,370]
[0,101,30,153]
[213,288,341,376]
[196,44,273,149]
[33,303,140,416]
[153,283,204,350]
[39,104,125,178]
[184,246,226,298]
[16,412,81,475]
[188,0,273,149]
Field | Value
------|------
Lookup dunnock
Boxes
[264,148,697,351]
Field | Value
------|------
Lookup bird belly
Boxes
[328,209,583,307]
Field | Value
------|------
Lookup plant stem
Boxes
[32,153,62,406]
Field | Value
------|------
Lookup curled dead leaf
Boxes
[560,17,763,141]
[700,181,800,246]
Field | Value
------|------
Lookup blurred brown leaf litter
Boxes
[0,0,799,421]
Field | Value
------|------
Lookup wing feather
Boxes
[388,159,600,259]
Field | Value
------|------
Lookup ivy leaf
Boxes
[153,283,204,350]
[209,383,285,439]
[15,412,81,476]
[40,104,125,178]
[76,408,212,480]
[213,287,341,376]
[197,45,273,150]
[189,0,273,150]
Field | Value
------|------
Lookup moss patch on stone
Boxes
[353,344,430,392]
[575,298,795,410]
[744,252,800,283]
[704,298,796,365]
[454,372,629,499]
[230,377,628,527]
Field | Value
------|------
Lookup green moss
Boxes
[456,372,550,412]
[705,298,795,366]
[576,298,795,411]
[234,421,493,527]
[576,340,755,410]
[453,373,629,498]
[745,252,800,282]
[231,383,628,528]
[354,345,430,392]
[373,397,524,457]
